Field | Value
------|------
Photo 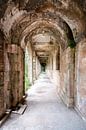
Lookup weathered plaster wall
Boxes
[27,44,33,85]
[46,48,60,89]
[27,43,41,85]
[52,49,60,88]
[75,39,86,118]
[46,53,53,79]
[36,57,41,79]
[4,44,12,109]
[59,47,75,107]
[0,33,5,119]
[4,44,24,108]
[18,47,24,102]
[0,0,86,121]
[32,51,36,83]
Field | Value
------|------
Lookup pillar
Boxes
[59,47,75,107]
[27,44,33,84]
[0,32,5,118]
[4,44,24,108]
[18,47,25,102]
[52,48,60,87]
[32,51,36,83]
[46,53,53,79]
[75,39,86,118]
[36,56,41,78]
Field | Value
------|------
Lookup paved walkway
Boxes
[1,73,86,130]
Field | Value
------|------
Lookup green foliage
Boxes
[68,39,76,48]
[25,48,31,91]
[25,76,30,91]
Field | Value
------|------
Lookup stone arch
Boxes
[1,0,86,44]
[10,15,76,51]
[8,11,77,109]
[0,0,86,120]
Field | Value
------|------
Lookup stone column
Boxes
[4,44,12,109]
[4,44,24,108]
[6,44,19,107]
[18,47,25,102]
[52,49,60,87]
[32,51,36,83]
[23,50,25,95]
[36,56,38,78]
[36,56,41,78]
[48,53,53,79]
[60,47,75,107]
[27,44,33,85]
[0,35,5,118]
[75,39,86,118]
[46,55,50,77]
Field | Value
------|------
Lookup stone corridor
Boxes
[1,73,86,130]
[0,0,86,129]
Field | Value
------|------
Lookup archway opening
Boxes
[41,63,46,72]
[25,47,31,91]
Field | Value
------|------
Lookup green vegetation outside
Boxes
[25,48,31,91]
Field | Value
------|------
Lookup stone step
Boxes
[12,104,27,115]
[0,109,11,127]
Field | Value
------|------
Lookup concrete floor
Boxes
[1,72,86,130]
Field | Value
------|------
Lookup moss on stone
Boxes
[68,39,76,48]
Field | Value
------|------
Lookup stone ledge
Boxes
[59,92,74,108]
[12,104,27,115]
[74,107,86,122]
[0,109,11,127]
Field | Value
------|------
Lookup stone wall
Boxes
[52,49,60,88]
[27,43,41,85]
[36,57,41,79]
[32,51,36,82]
[4,44,24,108]
[59,47,75,107]
[46,53,53,79]
[46,48,60,90]
[75,39,86,119]
[0,33,5,119]
[27,44,33,84]
[18,47,24,102]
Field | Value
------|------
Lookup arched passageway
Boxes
[2,73,86,130]
[0,0,86,129]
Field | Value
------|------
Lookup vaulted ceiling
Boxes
[0,0,86,63]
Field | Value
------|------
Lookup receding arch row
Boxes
[10,15,76,50]
[1,0,85,44]
[20,19,68,50]
[0,0,86,122]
